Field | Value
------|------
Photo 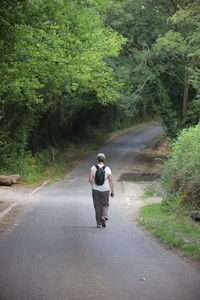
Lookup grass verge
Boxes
[138,203,200,260]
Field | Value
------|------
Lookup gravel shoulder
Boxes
[0,185,36,220]
[120,137,169,220]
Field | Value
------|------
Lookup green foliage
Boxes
[140,184,157,199]
[105,0,200,136]
[182,99,200,127]
[152,0,200,125]
[139,203,200,260]
[0,0,125,168]
[161,192,186,213]
[0,146,69,184]
[161,123,200,210]
[106,0,170,124]
[157,98,180,138]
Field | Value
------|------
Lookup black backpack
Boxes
[94,165,106,185]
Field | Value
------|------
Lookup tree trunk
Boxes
[182,67,189,117]
[0,174,21,186]
[169,0,176,15]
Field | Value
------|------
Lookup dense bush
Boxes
[0,147,68,184]
[161,123,200,211]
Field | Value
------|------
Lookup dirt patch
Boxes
[119,173,160,181]
[0,202,10,213]
[122,181,162,220]
[121,138,169,220]
[0,204,25,234]
[125,138,170,178]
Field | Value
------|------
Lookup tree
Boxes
[170,0,200,123]
[105,0,173,122]
[0,0,125,167]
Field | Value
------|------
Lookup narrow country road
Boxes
[0,124,199,300]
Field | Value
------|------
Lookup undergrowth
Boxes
[161,123,200,211]
[140,184,161,200]
[138,203,200,260]
[0,147,69,184]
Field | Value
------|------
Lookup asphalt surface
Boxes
[0,124,200,300]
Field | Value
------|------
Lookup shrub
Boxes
[161,123,200,210]
[0,147,68,184]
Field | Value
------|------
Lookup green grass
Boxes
[0,148,70,185]
[138,203,200,260]
[140,184,157,199]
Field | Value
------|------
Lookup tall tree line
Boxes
[0,0,200,169]
[107,0,200,136]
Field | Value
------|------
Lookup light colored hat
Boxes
[97,153,106,161]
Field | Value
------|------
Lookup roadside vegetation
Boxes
[0,126,109,184]
[139,203,200,260]
[138,124,200,261]
[161,124,200,212]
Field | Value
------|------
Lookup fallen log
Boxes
[0,174,21,186]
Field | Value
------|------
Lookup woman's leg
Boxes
[101,191,110,221]
[92,189,102,226]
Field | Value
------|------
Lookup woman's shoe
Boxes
[101,218,106,228]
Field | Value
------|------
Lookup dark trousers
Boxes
[92,189,110,225]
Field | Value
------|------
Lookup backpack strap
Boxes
[95,165,106,169]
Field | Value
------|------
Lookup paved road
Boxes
[0,124,200,300]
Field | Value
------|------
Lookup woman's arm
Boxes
[89,170,94,185]
[108,174,114,195]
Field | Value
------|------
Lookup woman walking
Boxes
[89,153,114,228]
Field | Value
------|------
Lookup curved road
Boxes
[0,124,200,300]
